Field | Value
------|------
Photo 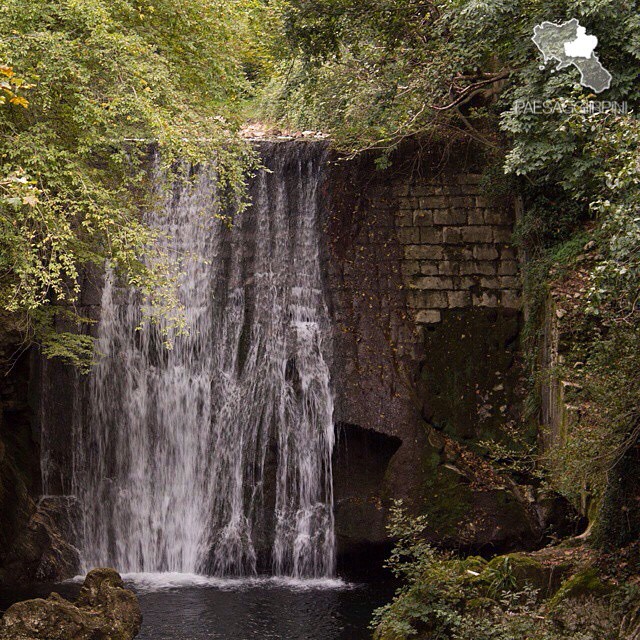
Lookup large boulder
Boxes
[0,568,142,640]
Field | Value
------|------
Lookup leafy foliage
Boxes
[266,1,638,153]
[266,0,640,257]
[0,0,271,364]
[0,64,32,108]
[373,503,637,640]
[371,500,468,639]
[572,113,640,316]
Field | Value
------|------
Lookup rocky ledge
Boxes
[0,568,142,640]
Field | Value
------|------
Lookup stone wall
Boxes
[325,141,543,559]
[396,174,520,324]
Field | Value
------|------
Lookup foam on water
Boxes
[68,572,352,594]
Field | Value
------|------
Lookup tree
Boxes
[0,0,272,366]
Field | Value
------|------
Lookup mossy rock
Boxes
[0,568,141,640]
[463,556,488,573]
[465,596,496,611]
[459,556,488,587]
[479,553,571,598]
[548,568,614,608]
[418,448,536,549]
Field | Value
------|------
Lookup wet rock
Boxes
[0,568,142,640]
[1,496,80,585]
[0,318,41,588]
[0,456,32,587]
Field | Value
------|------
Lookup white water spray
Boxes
[72,143,335,578]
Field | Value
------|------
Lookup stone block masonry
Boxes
[395,174,520,324]
[324,141,532,557]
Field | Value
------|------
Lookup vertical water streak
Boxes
[73,142,335,578]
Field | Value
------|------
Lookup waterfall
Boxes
[72,142,335,578]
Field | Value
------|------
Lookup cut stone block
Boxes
[461,226,493,243]
[415,309,442,323]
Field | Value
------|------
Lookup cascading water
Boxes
[72,142,335,579]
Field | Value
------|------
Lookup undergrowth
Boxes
[372,502,639,640]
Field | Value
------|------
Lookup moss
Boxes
[419,308,523,443]
[465,596,495,611]
[487,554,546,592]
[479,553,571,598]
[419,446,472,538]
[463,556,488,573]
[548,568,614,608]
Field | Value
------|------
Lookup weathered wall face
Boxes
[325,142,541,557]
[0,321,80,586]
[397,173,520,321]
[0,319,36,579]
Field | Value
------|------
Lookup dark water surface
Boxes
[0,573,395,640]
